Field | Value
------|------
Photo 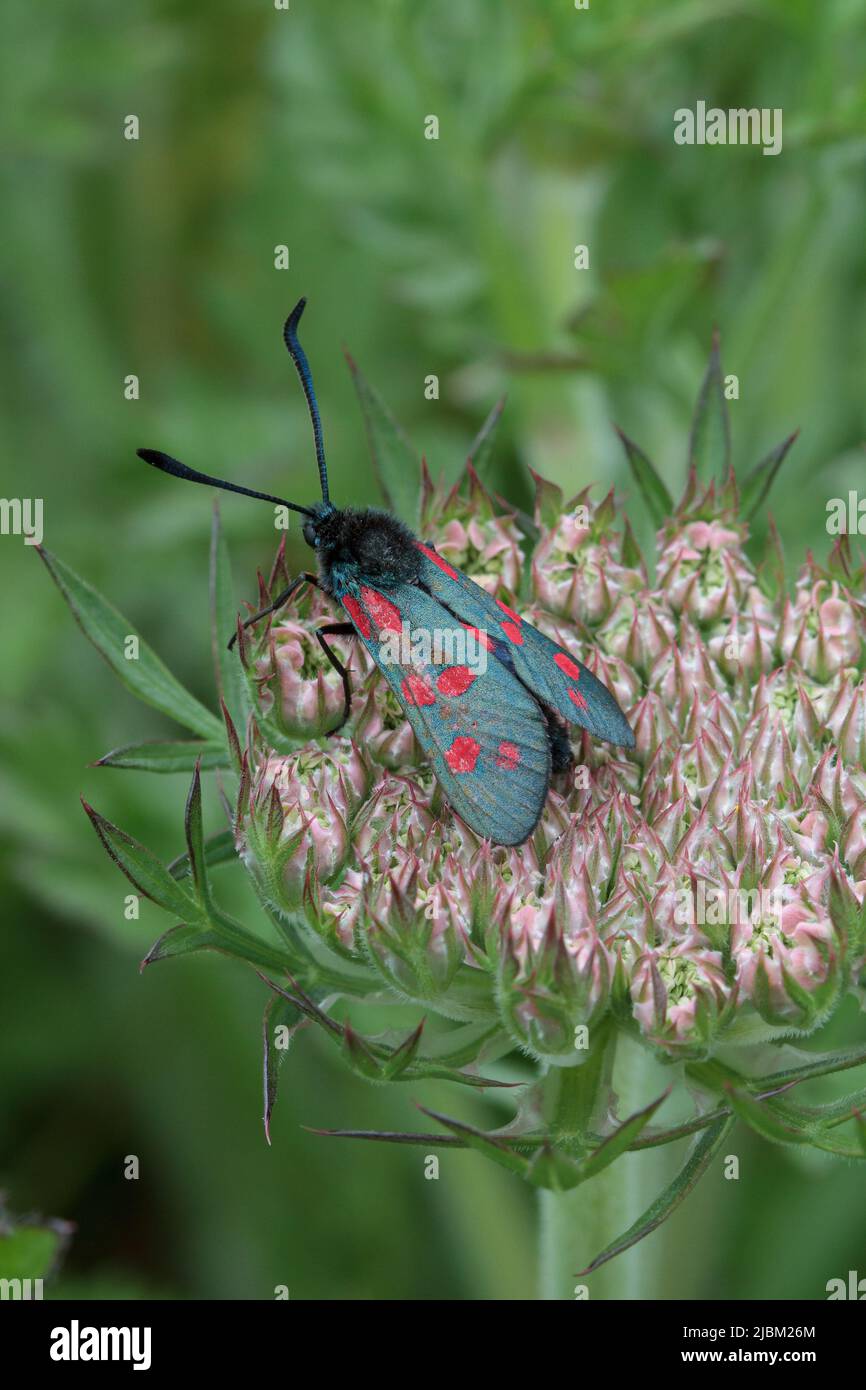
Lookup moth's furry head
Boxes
[305,504,421,591]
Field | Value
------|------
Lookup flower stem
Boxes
[538,1033,678,1300]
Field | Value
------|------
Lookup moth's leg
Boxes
[315,622,358,734]
[227,571,320,651]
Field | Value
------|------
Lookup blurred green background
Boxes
[2,0,866,1299]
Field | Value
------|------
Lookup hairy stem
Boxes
[538,1033,679,1300]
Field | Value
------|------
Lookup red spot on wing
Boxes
[496,741,520,770]
[342,594,371,638]
[401,673,435,706]
[360,586,402,634]
[496,598,522,624]
[437,665,476,696]
[461,622,495,654]
[500,620,523,645]
[416,542,459,580]
[555,650,588,708]
[554,652,582,680]
[445,736,481,773]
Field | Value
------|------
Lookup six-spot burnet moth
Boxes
[137,298,635,846]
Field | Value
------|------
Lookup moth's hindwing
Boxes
[414,543,635,749]
[338,580,551,845]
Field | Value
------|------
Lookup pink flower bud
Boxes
[826,678,866,766]
[351,684,423,769]
[656,520,753,622]
[598,593,676,673]
[238,750,357,912]
[649,628,725,711]
[732,887,841,1028]
[498,907,612,1060]
[436,514,523,595]
[780,580,862,679]
[363,856,467,998]
[630,943,731,1052]
[708,610,776,684]
[252,585,372,739]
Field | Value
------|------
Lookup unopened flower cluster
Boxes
[234,463,866,1064]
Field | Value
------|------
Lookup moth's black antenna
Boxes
[136,449,315,517]
[283,298,330,505]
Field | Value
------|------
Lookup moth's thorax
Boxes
[313,506,422,593]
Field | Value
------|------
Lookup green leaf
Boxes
[578,1115,734,1276]
[688,329,731,479]
[95,740,230,773]
[614,427,673,527]
[811,1086,866,1127]
[381,1021,426,1079]
[810,1129,866,1160]
[745,1045,866,1095]
[82,800,201,919]
[620,1106,729,1150]
[140,923,221,968]
[755,514,785,601]
[723,1084,811,1146]
[342,1022,387,1080]
[256,973,511,1088]
[346,351,421,526]
[418,1106,532,1178]
[529,468,564,530]
[183,761,209,905]
[262,992,305,1144]
[619,515,644,569]
[308,1126,466,1148]
[142,921,292,974]
[37,546,223,740]
[579,1089,670,1182]
[210,502,250,732]
[168,829,237,881]
[411,1062,516,1089]
[255,973,345,1041]
[739,431,799,520]
[467,396,506,478]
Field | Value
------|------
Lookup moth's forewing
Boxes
[337,578,551,846]
[414,543,635,749]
